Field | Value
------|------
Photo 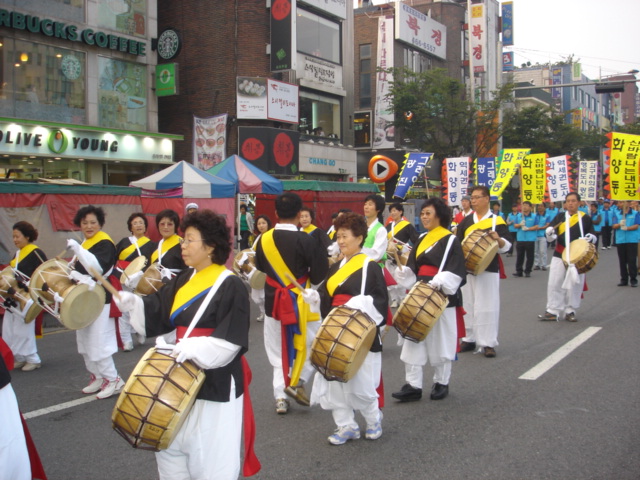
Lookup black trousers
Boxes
[601,226,613,247]
[515,241,535,274]
[240,230,251,250]
[616,242,638,283]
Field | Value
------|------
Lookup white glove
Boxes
[155,335,174,352]
[160,267,174,280]
[545,226,557,242]
[583,233,597,244]
[124,270,144,290]
[172,337,213,366]
[327,242,340,257]
[621,225,628,231]
[69,270,96,290]
[521,226,528,231]
[394,265,411,281]
[115,291,138,313]
[237,252,250,266]
[428,277,443,290]
[301,288,320,311]
[66,239,82,255]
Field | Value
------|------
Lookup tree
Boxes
[384,67,512,158]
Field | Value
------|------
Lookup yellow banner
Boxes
[520,153,547,204]
[489,148,530,199]
[609,132,640,201]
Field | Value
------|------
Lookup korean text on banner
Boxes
[374,17,395,149]
[578,160,598,202]
[501,2,513,46]
[193,114,228,170]
[475,157,497,189]
[393,152,433,199]
[608,132,640,201]
[520,153,547,204]
[445,157,471,206]
[489,149,529,199]
[470,4,486,73]
[546,155,572,202]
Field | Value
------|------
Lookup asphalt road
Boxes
[8,247,640,480]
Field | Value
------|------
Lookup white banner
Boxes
[374,17,395,149]
[578,160,598,201]
[470,3,486,73]
[445,157,471,206]
[546,155,572,202]
[267,79,299,124]
[193,114,227,170]
[395,3,447,60]
[237,77,267,120]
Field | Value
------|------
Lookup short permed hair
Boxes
[300,206,315,221]
[13,221,38,242]
[420,197,451,229]
[180,210,231,265]
[334,212,368,248]
[126,212,148,233]
[155,209,180,232]
[74,205,106,227]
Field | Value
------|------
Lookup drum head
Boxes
[233,249,255,276]
[59,284,106,330]
[462,231,499,275]
[0,267,16,294]
[134,264,163,296]
[120,256,148,284]
[248,270,266,290]
[23,302,43,324]
[29,259,70,304]
[563,238,589,265]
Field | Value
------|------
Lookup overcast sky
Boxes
[502,0,639,79]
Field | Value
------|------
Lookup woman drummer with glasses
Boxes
[2,221,47,372]
[152,209,187,279]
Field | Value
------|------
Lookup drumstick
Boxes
[34,250,47,264]
[54,248,69,260]
[88,267,121,301]
[284,272,306,292]
[393,249,402,267]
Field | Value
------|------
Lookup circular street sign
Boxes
[368,155,398,183]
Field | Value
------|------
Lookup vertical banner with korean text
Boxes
[445,157,471,206]
[501,2,513,46]
[489,149,529,199]
[374,17,394,149]
[606,132,640,200]
[578,160,598,201]
[193,114,227,170]
[520,153,547,204]
[470,4,486,73]
[475,157,497,189]
[393,152,433,199]
[546,155,572,202]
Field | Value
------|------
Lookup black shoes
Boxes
[524,272,531,277]
[512,272,523,277]
[430,383,449,400]
[631,281,638,288]
[392,384,422,402]
[484,347,497,358]
[459,341,476,352]
[617,281,628,287]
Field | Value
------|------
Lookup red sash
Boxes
[175,326,261,476]
[418,265,438,277]
[497,254,507,279]
[455,306,467,353]
[265,275,308,326]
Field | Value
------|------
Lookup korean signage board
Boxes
[395,3,447,60]
[501,1,513,46]
[374,17,394,150]
[236,77,299,124]
[469,4,486,73]
[270,0,296,71]
[607,132,640,201]
[0,120,175,163]
[298,142,356,176]
[298,0,346,20]
[297,54,343,90]
[503,51,514,72]
[577,160,598,202]
[238,127,299,176]
[520,153,547,204]
[546,155,571,202]
[193,114,227,170]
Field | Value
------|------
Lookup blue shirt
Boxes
[515,213,538,242]
[578,205,589,215]
[534,211,550,237]
[600,208,613,227]
[612,211,640,244]
[590,210,602,232]
[507,212,519,233]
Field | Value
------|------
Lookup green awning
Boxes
[0,182,141,195]
[282,180,380,193]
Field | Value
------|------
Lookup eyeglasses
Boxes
[470,195,487,200]
[182,238,203,246]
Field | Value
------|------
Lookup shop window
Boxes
[18,0,84,23]
[299,91,341,140]
[97,0,147,38]
[297,9,341,64]
[403,48,431,73]
[359,44,371,109]
[0,38,87,123]
[98,57,147,131]
[353,111,371,148]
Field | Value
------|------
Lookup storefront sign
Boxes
[236,77,298,124]
[395,3,447,60]
[469,4,486,73]
[299,142,356,176]
[298,55,342,89]
[0,8,147,56]
[0,121,174,163]
[270,0,296,71]
[267,79,298,123]
[155,63,178,97]
[299,0,346,20]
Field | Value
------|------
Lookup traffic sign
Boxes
[368,155,398,183]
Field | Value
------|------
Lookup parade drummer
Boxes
[114,213,156,351]
[300,206,332,254]
[385,202,419,308]
[66,206,123,399]
[391,198,466,402]
[2,221,47,372]
[152,209,187,278]
[115,210,260,480]
[539,192,596,322]
[307,212,388,445]
[249,215,272,322]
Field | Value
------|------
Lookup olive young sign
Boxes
[0,122,174,163]
[0,9,147,56]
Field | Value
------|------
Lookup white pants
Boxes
[118,312,136,345]
[461,271,500,348]
[0,383,31,480]
[546,257,585,316]
[77,304,119,381]
[400,307,457,388]
[250,288,265,317]
[311,351,381,428]
[534,236,548,268]
[156,388,243,480]
[1,310,41,364]
[263,315,318,399]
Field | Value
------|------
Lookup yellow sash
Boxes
[464,215,506,238]
[328,229,336,240]
[557,212,585,236]
[82,231,114,250]
[260,229,317,386]
[416,226,451,258]
[119,236,151,261]
[387,220,410,239]
[11,244,38,268]
[151,234,181,263]
[302,224,318,234]
[171,263,226,318]
[326,253,369,297]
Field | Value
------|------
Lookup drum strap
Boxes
[11,244,38,269]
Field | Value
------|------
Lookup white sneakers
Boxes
[82,375,107,394]
[22,362,42,372]
[123,341,134,352]
[96,377,125,400]
[136,334,146,345]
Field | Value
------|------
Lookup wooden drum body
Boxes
[112,347,205,451]
[29,259,105,330]
[233,249,266,289]
[120,255,148,285]
[310,306,377,383]
[0,267,42,323]
[134,263,164,296]
[462,230,499,275]
[562,238,598,274]
[393,281,448,343]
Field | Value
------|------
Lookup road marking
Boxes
[23,396,97,419]
[519,326,602,381]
